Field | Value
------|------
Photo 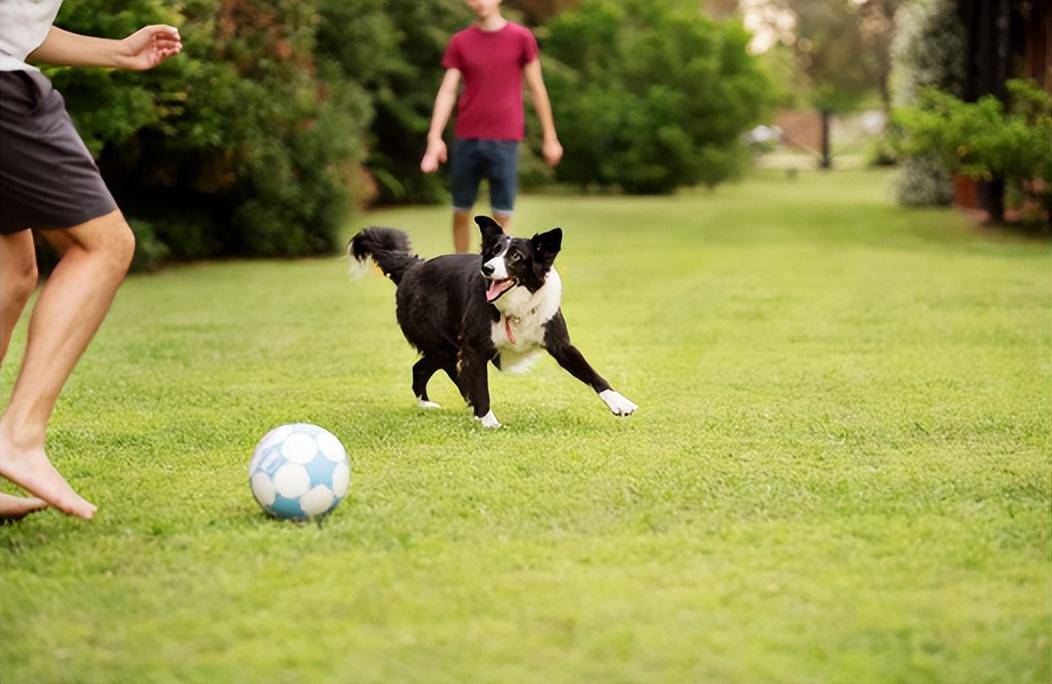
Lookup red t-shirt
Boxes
[441,22,539,141]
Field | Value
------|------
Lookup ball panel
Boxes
[316,431,346,463]
[250,472,277,506]
[257,424,295,452]
[332,462,351,498]
[305,454,337,487]
[300,485,336,517]
[273,463,310,498]
[269,495,305,520]
[249,445,283,476]
[281,433,319,464]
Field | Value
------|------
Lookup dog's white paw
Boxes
[417,397,442,410]
[475,411,502,429]
[599,389,638,416]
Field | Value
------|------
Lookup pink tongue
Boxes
[487,279,510,301]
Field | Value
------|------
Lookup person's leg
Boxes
[0,209,135,519]
[492,212,512,234]
[452,210,473,254]
[0,232,48,520]
[487,140,519,236]
[0,231,39,367]
[450,139,483,253]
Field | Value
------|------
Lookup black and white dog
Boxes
[348,216,638,428]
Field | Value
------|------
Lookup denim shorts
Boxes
[450,138,519,215]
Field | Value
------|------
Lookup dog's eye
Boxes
[509,252,522,262]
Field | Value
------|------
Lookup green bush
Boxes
[543,0,770,194]
[893,79,1052,224]
[48,0,376,267]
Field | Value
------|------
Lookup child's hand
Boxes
[420,139,448,173]
[542,138,563,167]
[119,25,182,71]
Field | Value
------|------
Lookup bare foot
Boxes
[0,437,96,519]
[0,492,48,521]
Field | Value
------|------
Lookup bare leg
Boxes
[453,210,472,254]
[493,212,512,235]
[0,209,135,519]
[0,231,39,367]
[0,232,50,518]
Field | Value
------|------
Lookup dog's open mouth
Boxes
[485,278,515,302]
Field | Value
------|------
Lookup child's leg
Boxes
[450,139,483,253]
[487,140,519,235]
[0,231,38,367]
[0,209,135,519]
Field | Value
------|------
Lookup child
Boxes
[420,0,563,252]
[0,2,181,520]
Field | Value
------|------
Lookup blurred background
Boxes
[43,0,1051,271]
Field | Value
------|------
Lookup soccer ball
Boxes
[248,423,351,520]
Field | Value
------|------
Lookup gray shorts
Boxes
[0,70,117,234]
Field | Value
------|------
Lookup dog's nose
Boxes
[481,262,495,277]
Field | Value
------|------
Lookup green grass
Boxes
[2,169,1049,683]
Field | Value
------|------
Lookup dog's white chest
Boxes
[490,269,562,373]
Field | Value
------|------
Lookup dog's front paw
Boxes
[599,389,638,417]
[475,411,503,429]
[417,397,442,410]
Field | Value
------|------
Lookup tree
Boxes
[754,0,893,169]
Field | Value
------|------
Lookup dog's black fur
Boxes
[348,216,637,427]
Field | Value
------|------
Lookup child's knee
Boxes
[9,260,39,301]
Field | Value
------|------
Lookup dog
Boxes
[347,216,638,428]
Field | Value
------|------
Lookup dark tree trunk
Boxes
[958,0,1012,222]
[819,110,832,170]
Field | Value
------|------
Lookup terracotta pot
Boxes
[952,174,980,209]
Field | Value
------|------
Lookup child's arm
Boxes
[524,58,563,167]
[421,68,462,173]
[29,25,181,71]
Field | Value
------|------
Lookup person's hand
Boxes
[542,137,563,167]
[119,25,182,71]
[420,138,448,173]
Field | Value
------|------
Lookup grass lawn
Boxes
[1,169,1049,683]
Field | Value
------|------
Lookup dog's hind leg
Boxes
[412,356,444,409]
[456,351,501,428]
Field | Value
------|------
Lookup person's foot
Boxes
[0,436,96,519]
[0,492,48,521]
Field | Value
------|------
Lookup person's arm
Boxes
[28,25,181,71]
[524,58,563,168]
[420,68,461,173]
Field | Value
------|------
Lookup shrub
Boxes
[48,0,376,267]
[543,0,770,194]
[892,79,1052,224]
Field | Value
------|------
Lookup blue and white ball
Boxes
[248,423,350,520]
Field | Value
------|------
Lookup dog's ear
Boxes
[531,228,562,265]
[475,216,504,246]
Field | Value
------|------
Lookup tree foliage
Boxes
[543,0,771,194]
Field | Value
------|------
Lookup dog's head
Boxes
[476,216,562,303]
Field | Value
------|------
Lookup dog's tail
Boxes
[347,227,422,285]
